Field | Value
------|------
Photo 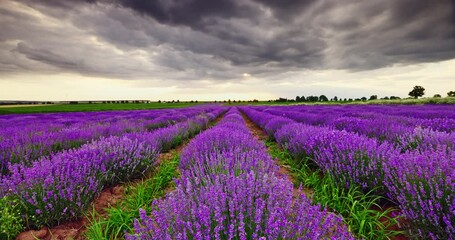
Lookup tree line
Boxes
[273,86,454,103]
[273,95,401,103]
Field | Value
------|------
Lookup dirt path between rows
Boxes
[17,113,226,240]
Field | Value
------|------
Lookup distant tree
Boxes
[390,96,401,100]
[433,94,442,98]
[448,91,455,97]
[361,97,367,101]
[300,96,306,102]
[253,99,259,102]
[409,86,425,98]
[348,98,353,101]
[195,100,198,103]
[383,96,389,100]
[368,95,378,100]
[319,95,328,101]
[333,96,338,101]
[228,99,231,104]
[296,96,301,102]
[176,100,180,103]
[158,100,161,103]
[307,96,318,102]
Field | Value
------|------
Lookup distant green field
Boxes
[0,102,204,114]
[1,97,453,114]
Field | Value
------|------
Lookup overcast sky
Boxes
[1,0,454,101]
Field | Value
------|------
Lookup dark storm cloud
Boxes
[14,42,81,69]
[114,0,247,26]
[0,0,454,80]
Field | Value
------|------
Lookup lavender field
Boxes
[1,104,454,240]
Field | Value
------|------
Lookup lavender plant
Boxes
[397,127,455,152]
[263,117,294,140]
[383,149,455,239]
[312,130,399,194]
[128,172,353,240]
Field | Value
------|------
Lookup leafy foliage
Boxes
[0,196,24,240]
[408,85,425,98]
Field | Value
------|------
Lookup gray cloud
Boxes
[0,0,454,82]
[15,42,81,69]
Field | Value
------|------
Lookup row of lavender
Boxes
[0,107,226,229]
[0,107,211,175]
[240,106,454,239]
[257,105,455,152]
[128,108,355,239]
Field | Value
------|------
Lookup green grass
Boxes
[85,152,180,239]
[0,102,203,114]
[0,196,24,240]
[265,139,404,240]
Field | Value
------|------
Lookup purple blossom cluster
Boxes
[0,107,214,175]
[398,127,455,152]
[128,108,354,239]
[384,149,455,239]
[240,105,455,239]
[0,107,226,228]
